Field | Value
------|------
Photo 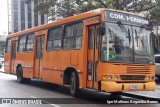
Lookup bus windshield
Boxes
[101,22,154,64]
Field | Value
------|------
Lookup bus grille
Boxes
[127,66,151,74]
[120,75,145,80]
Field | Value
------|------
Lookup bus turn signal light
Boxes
[102,75,112,80]
[102,75,118,80]
[102,75,107,80]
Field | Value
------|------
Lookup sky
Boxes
[0,0,8,35]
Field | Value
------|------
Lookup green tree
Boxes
[25,0,158,21]
[149,0,160,22]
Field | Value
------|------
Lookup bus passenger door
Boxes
[87,25,100,89]
[11,41,17,74]
[34,36,44,79]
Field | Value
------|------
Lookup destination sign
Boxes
[105,10,149,25]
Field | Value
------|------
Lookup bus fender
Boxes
[16,64,22,71]
[63,67,79,87]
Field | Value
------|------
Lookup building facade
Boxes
[0,35,6,41]
[0,32,7,41]
[8,0,48,34]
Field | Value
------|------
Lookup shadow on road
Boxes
[23,79,112,98]
[11,79,130,104]
[3,73,159,105]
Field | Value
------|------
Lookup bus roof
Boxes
[7,8,148,39]
[7,8,104,38]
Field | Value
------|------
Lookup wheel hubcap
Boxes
[71,77,74,90]
[17,68,21,81]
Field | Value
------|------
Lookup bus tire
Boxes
[17,66,31,84]
[70,72,79,97]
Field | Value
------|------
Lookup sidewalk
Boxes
[0,66,5,73]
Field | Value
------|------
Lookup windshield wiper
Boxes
[136,25,143,38]
[117,21,128,34]
[135,29,139,47]
[136,24,148,38]
[127,28,131,46]
[135,25,147,47]
[117,21,131,45]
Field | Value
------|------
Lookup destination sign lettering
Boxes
[105,10,149,25]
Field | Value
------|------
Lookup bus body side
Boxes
[4,8,156,96]
[4,9,103,90]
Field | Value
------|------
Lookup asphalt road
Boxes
[0,72,159,107]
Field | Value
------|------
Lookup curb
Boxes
[123,92,160,100]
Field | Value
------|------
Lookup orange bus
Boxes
[4,8,156,96]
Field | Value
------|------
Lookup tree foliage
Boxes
[149,0,160,22]
[25,0,159,21]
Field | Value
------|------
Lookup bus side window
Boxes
[96,28,99,49]
[26,33,34,52]
[41,37,44,58]
[5,39,11,53]
[47,27,63,50]
[36,38,40,59]
[17,35,27,52]
[88,29,93,50]
[63,22,83,50]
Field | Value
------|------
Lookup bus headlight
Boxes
[151,76,154,80]
[114,75,118,80]
[146,76,150,80]
[108,75,112,80]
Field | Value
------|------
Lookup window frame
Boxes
[26,33,34,52]
[5,39,11,53]
[63,21,83,50]
[47,26,63,51]
[17,35,27,53]
[88,29,94,50]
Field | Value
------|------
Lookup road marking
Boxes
[50,104,61,107]
[30,96,37,98]
[30,96,61,107]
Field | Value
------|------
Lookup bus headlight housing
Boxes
[151,76,154,80]
[146,76,150,80]
[114,75,118,80]
[108,75,112,80]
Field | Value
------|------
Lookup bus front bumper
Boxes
[101,81,156,92]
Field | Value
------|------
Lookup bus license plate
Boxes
[130,85,139,90]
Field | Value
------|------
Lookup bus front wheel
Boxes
[17,66,31,84]
[70,72,80,97]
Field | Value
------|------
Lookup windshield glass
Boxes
[133,26,154,63]
[101,22,154,64]
[101,22,133,62]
